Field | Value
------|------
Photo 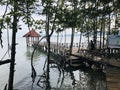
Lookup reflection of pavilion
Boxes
[25,47,42,61]
[23,28,41,46]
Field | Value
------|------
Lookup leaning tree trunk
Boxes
[8,0,18,90]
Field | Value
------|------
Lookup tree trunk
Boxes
[78,31,82,52]
[87,19,90,45]
[93,1,98,49]
[102,18,105,48]
[64,28,66,45]
[100,19,102,49]
[93,18,97,49]
[100,16,104,49]
[57,32,59,53]
[108,13,111,35]
[69,27,75,54]
[46,13,51,90]
[8,0,18,90]
[114,11,117,32]
[107,13,111,54]
[69,0,76,54]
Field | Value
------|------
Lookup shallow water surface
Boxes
[14,47,107,90]
[0,37,107,90]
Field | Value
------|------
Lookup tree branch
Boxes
[0,1,8,48]
[0,59,11,65]
[31,36,46,83]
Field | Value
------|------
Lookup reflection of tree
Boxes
[89,70,106,90]
[36,56,65,89]
[25,47,41,61]
[76,69,107,90]
[34,61,107,90]
[69,71,76,89]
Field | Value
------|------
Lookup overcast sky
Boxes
[0,3,76,42]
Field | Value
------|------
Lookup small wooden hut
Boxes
[23,28,40,46]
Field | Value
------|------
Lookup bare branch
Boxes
[0,1,8,48]
[0,59,11,65]
[31,36,46,83]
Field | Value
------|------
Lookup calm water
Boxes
[0,34,107,90]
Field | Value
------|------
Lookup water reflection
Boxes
[25,47,42,61]
[75,69,107,90]
[52,69,107,90]
[15,48,107,90]
[34,63,107,90]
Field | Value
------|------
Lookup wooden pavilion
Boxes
[23,28,41,46]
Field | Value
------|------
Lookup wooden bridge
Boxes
[33,42,120,69]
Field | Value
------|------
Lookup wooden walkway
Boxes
[34,42,120,69]
[71,49,120,68]
[35,42,79,55]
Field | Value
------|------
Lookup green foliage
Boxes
[0,0,120,44]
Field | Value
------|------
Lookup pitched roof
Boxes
[23,28,40,37]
